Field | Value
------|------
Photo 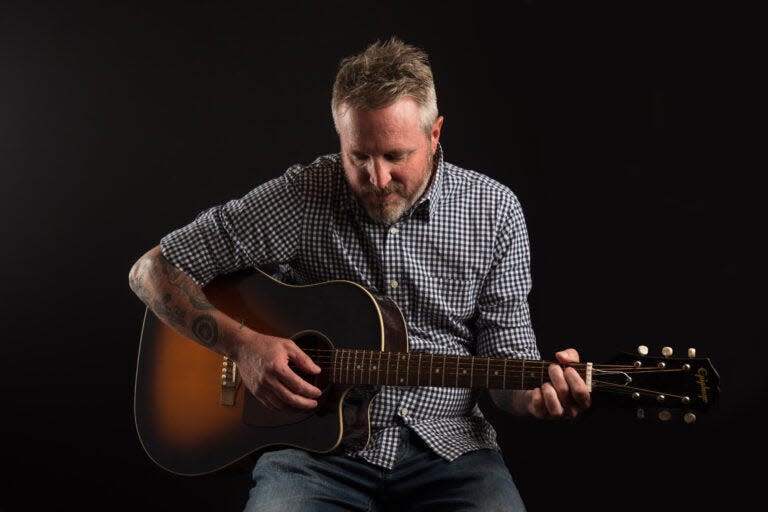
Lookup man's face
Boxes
[338,98,443,225]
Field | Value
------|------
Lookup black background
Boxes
[1,2,763,510]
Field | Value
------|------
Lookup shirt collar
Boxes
[411,143,446,221]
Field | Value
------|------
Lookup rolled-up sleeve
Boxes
[160,169,305,286]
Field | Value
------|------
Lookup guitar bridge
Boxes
[220,356,241,406]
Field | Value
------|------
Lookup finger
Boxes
[547,363,570,406]
[278,360,323,399]
[268,372,320,410]
[288,343,322,375]
[540,382,566,418]
[563,366,591,409]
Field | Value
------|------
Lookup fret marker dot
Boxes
[372,365,377,370]
[356,365,361,370]
[435,369,440,373]
[462,370,467,374]
[494,371,499,376]
[399,378,404,383]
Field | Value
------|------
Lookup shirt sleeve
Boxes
[159,167,306,287]
[474,194,540,361]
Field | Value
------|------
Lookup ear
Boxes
[430,116,444,153]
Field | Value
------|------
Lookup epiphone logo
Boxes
[695,367,710,403]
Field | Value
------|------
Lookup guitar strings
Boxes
[282,348,693,400]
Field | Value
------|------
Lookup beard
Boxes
[357,153,434,225]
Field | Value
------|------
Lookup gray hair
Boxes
[331,36,439,135]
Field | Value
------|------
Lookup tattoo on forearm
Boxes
[185,285,214,310]
[192,315,219,347]
[132,252,219,346]
[152,294,187,330]
[158,256,214,311]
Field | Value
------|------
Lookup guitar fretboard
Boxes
[324,348,572,390]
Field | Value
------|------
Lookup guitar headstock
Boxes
[591,345,720,423]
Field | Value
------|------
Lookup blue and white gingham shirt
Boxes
[160,145,540,469]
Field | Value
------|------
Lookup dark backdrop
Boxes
[2,2,763,510]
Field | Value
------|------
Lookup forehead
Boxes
[338,98,425,151]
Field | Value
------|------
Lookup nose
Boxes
[368,158,392,190]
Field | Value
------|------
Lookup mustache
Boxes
[367,183,404,196]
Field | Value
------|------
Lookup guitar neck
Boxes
[312,348,591,390]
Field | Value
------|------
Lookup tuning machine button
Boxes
[687,348,697,358]
[658,410,672,421]
[637,345,649,356]
[661,346,673,357]
[684,412,697,424]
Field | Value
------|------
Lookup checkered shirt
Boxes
[160,145,540,469]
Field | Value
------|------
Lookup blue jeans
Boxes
[243,427,526,511]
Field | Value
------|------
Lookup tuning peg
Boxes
[687,348,696,358]
[636,408,645,419]
[637,345,649,356]
[661,346,673,357]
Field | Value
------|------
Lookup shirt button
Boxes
[389,226,398,235]
[400,407,409,416]
[390,280,398,289]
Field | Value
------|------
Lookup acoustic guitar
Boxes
[133,267,720,476]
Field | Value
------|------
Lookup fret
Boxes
[346,350,351,384]
[486,357,490,388]
[540,360,545,388]
[335,349,340,383]
[470,356,475,387]
[332,349,338,383]
[502,359,507,390]
[417,353,423,386]
[354,350,361,385]
[366,350,373,385]
[406,352,411,386]
[455,355,460,387]
[359,350,364,385]
[376,351,382,385]
[429,353,434,386]
[520,359,525,389]
[387,351,393,386]
[442,354,447,387]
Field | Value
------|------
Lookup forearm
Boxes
[128,245,243,359]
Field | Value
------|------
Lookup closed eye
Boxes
[384,152,407,163]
